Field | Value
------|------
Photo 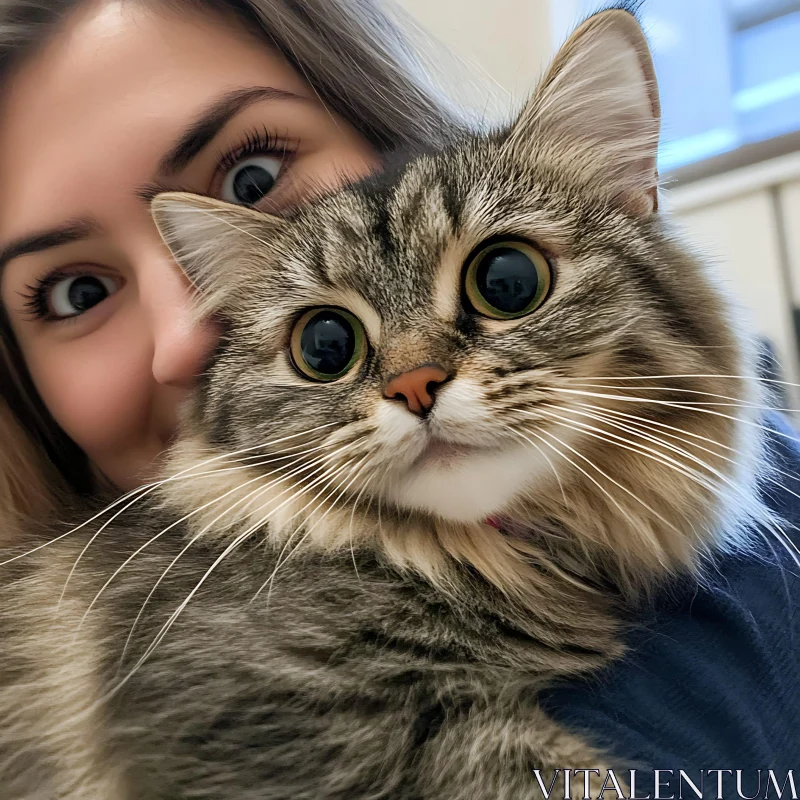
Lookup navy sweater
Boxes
[540,413,800,790]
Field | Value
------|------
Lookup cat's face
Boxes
[152,9,762,588]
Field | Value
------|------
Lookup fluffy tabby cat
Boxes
[0,7,773,798]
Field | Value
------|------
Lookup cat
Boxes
[0,6,772,799]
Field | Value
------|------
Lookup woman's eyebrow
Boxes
[157,86,310,177]
[0,218,98,274]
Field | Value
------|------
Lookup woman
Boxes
[0,0,798,785]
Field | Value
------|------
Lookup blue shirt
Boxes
[540,413,800,793]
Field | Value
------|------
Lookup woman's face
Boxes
[0,0,379,490]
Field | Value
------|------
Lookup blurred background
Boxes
[398,0,800,407]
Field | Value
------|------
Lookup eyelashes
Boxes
[20,268,76,322]
[215,125,294,175]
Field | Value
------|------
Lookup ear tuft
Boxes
[507,8,660,216]
[151,193,286,317]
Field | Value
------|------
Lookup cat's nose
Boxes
[384,365,450,417]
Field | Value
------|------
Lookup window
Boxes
[565,0,800,171]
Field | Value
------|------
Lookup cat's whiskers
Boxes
[115,421,340,505]
[524,415,686,534]
[541,410,732,548]
[566,381,795,413]
[570,402,736,454]
[567,372,800,387]
[558,405,800,561]
[571,402,800,492]
[547,393,800,534]
[566,388,800,479]
[251,451,373,602]
[347,468,380,581]
[224,439,370,558]
[532,407,720,494]
[257,452,374,605]
[513,423,655,551]
[1,483,154,569]
[377,492,385,545]
[113,438,368,670]
[532,405,800,569]
[558,390,800,487]
[59,437,340,609]
[78,442,340,637]
[111,526,262,700]
[545,387,800,444]
[2,423,339,571]
[501,423,568,505]
[533,405,741,543]
[644,343,741,350]
[571,403,738,471]
[518,422,709,572]
[115,436,370,677]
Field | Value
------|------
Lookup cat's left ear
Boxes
[151,193,287,317]
[507,8,660,216]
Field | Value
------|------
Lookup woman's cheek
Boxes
[25,319,156,462]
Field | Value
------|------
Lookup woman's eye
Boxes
[49,274,118,318]
[220,155,283,206]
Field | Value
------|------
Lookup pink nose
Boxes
[384,365,449,416]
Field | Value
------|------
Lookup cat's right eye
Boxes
[290,307,366,382]
[464,240,551,320]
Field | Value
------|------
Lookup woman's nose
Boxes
[140,254,220,388]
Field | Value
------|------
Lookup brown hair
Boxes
[0,0,468,528]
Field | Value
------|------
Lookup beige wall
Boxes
[670,153,800,405]
[396,0,555,117]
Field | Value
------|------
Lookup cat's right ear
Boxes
[505,7,661,216]
[151,193,287,318]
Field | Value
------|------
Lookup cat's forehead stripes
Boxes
[298,161,463,331]
[386,162,455,255]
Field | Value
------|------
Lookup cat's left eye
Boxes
[290,307,366,382]
[464,240,551,320]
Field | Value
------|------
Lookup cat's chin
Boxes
[383,441,548,524]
